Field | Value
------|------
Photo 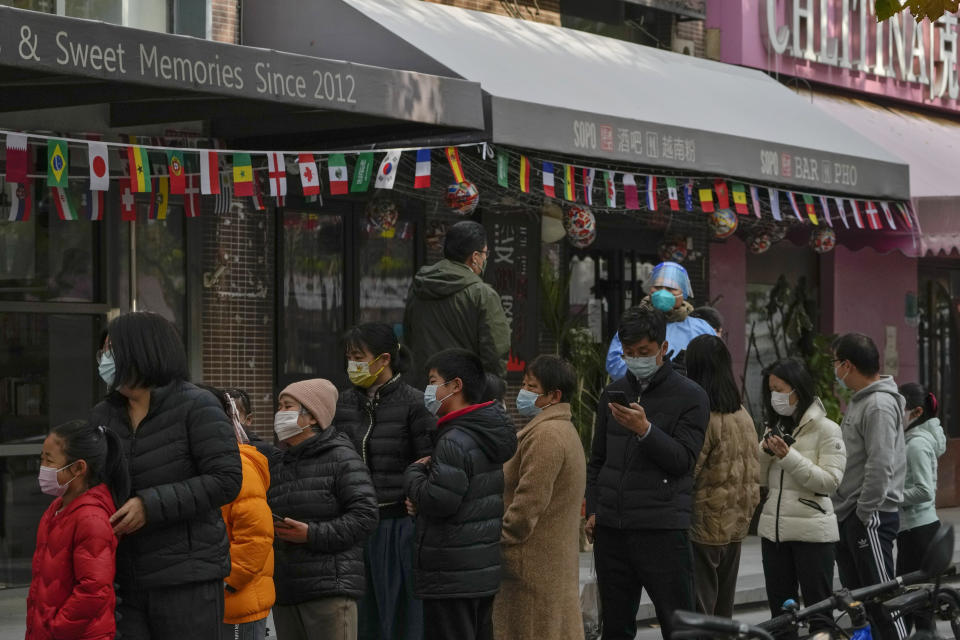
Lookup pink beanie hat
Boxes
[280,379,338,429]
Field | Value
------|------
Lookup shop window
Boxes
[0,183,99,303]
[113,201,188,336]
[279,211,345,384]
[136,208,187,331]
[1,0,171,32]
[0,312,103,585]
[278,201,421,388]
[357,212,416,328]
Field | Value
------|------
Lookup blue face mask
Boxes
[834,363,848,391]
[423,381,453,416]
[516,389,544,417]
[651,289,677,312]
[98,351,116,387]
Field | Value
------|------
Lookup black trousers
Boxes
[422,596,493,640]
[117,579,224,640]
[760,539,835,635]
[836,512,907,640]
[594,526,694,640]
[897,520,941,632]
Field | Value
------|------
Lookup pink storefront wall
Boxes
[709,239,748,381]
[820,246,919,384]
[711,241,918,386]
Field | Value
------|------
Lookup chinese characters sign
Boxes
[483,210,539,380]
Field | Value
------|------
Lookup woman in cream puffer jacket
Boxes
[759,358,846,626]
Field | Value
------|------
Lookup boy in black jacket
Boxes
[585,305,709,640]
[404,349,517,640]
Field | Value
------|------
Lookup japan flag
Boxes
[88,142,110,191]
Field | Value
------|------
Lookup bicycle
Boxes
[671,525,955,640]
[758,526,960,640]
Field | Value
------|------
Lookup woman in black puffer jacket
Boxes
[333,323,435,640]
[89,312,242,640]
[268,378,378,640]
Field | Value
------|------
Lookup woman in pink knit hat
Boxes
[267,378,379,640]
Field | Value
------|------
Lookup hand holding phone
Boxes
[607,390,634,407]
[272,513,287,524]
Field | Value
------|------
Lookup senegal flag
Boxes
[127,145,151,193]
[233,153,254,197]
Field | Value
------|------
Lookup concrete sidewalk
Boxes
[578,507,960,623]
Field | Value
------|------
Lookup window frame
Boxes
[274,197,424,391]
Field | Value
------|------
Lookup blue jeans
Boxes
[358,516,423,640]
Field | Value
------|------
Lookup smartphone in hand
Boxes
[607,390,634,407]
[272,513,287,523]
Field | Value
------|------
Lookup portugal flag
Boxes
[167,150,186,194]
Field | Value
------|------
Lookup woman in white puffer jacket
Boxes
[759,358,847,632]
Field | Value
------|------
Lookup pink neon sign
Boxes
[707,0,960,112]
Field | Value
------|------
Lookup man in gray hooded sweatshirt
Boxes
[832,333,906,640]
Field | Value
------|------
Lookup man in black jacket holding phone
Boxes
[585,304,710,640]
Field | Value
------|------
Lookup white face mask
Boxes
[274,410,305,441]
[770,390,795,417]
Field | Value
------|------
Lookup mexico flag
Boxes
[328,153,348,195]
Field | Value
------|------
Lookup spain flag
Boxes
[445,147,465,183]
[127,145,152,193]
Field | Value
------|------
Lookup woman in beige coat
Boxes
[493,355,586,640]
[759,358,846,633]
[686,335,761,617]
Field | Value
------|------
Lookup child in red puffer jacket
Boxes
[26,419,129,640]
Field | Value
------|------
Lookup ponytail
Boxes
[899,382,939,425]
[51,420,130,507]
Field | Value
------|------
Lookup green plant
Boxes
[540,258,607,455]
[745,275,848,423]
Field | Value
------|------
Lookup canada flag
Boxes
[298,153,320,196]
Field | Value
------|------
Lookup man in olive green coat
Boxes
[403,221,511,389]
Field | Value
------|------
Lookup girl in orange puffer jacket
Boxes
[206,387,275,640]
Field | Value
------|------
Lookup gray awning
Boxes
[0,5,484,146]
[243,0,910,199]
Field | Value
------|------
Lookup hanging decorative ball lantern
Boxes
[708,208,738,239]
[747,233,772,254]
[769,225,788,242]
[564,205,596,248]
[657,237,689,263]
[810,227,837,254]
[365,199,399,234]
[445,181,480,215]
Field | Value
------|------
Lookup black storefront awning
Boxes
[243,0,911,200]
[0,5,485,147]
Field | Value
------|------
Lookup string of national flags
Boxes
[491,149,915,233]
[0,130,913,234]
[0,131,474,222]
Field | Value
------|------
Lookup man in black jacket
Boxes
[585,305,709,640]
[404,348,517,640]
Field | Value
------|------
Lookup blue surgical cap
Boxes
[650,261,693,299]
